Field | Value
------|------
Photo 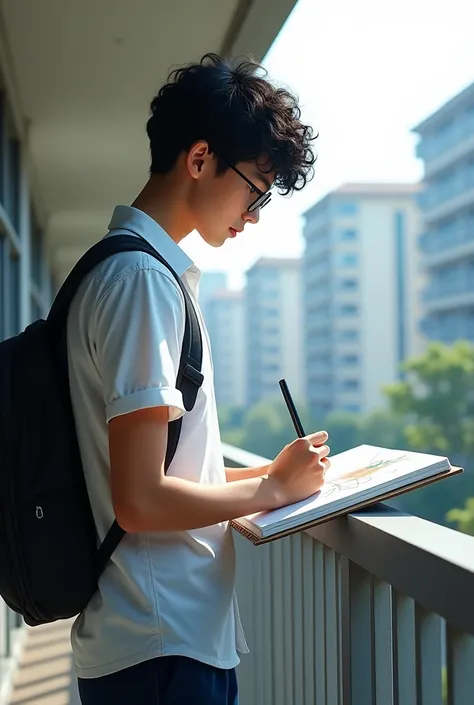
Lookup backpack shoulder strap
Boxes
[47,235,204,572]
[48,233,203,423]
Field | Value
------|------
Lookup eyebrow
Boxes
[253,171,272,192]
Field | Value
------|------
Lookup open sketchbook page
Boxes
[239,444,449,532]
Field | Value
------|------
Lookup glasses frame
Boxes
[219,157,272,212]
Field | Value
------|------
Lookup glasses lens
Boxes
[248,192,272,212]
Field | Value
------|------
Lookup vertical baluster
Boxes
[349,562,375,705]
[446,625,474,705]
[234,533,255,705]
[261,542,273,705]
[415,607,443,705]
[393,592,417,705]
[302,533,316,704]
[314,541,327,704]
[255,542,265,705]
[325,546,340,705]
[373,580,394,705]
[338,556,352,705]
[291,535,304,705]
[271,540,286,705]
[282,536,294,705]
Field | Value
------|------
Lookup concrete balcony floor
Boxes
[9,621,80,705]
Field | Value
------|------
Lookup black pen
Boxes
[279,379,306,438]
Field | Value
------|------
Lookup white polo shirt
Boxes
[67,205,248,678]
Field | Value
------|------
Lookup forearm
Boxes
[118,473,280,533]
[225,465,270,482]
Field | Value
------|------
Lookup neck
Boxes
[131,173,193,244]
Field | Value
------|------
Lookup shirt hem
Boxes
[74,645,242,679]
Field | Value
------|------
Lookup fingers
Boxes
[315,444,330,460]
[305,430,328,446]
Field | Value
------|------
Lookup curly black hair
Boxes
[146,53,317,195]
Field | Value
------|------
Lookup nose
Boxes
[244,207,260,225]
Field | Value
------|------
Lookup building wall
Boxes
[303,189,423,417]
[414,81,474,343]
[198,271,227,325]
[207,292,246,408]
[245,259,303,406]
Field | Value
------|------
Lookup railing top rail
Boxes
[223,444,474,635]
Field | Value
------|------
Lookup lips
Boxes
[229,227,242,238]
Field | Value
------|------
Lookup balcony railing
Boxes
[224,443,474,705]
[419,218,474,255]
[420,314,474,343]
[416,116,474,162]
[422,266,474,303]
[417,168,474,220]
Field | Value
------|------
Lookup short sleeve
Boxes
[93,266,186,423]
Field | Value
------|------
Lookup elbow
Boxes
[113,500,143,533]
[112,491,169,533]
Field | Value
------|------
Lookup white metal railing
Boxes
[223,444,474,705]
[0,603,26,705]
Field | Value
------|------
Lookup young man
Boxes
[68,53,329,705]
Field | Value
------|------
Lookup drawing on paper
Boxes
[321,450,409,498]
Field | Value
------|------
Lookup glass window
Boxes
[31,216,43,287]
[340,304,358,316]
[0,234,5,339]
[335,201,358,216]
[340,278,358,290]
[339,252,359,267]
[341,354,359,365]
[339,229,358,241]
[342,404,360,413]
[341,379,359,391]
[9,251,20,336]
[0,93,4,204]
[31,298,43,323]
[339,329,359,341]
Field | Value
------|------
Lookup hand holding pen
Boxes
[263,380,330,507]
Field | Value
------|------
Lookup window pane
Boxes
[9,251,20,335]
[31,297,42,323]
[0,93,4,205]
[0,234,5,340]
[31,212,43,286]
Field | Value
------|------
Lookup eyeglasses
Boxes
[221,158,272,212]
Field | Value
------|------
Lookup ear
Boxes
[186,141,212,180]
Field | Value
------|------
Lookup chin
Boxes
[199,232,227,248]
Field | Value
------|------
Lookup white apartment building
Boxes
[303,184,424,419]
[413,80,474,343]
[206,289,246,408]
[245,257,303,405]
[198,271,227,325]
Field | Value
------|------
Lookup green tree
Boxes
[383,341,474,526]
[446,497,474,536]
[384,340,474,457]
[323,411,360,455]
[358,410,406,449]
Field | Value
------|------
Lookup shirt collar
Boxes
[108,205,195,278]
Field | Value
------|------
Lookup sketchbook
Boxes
[231,444,462,545]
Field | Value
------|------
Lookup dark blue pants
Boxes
[78,655,238,705]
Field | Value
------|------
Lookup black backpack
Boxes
[0,234,203,627]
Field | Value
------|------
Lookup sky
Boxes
[181,0,474,289]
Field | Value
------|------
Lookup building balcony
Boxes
[417,168,474,223]
[420,314,474,343]
[3,442,474,705]
[419,218,474,268]
[422,274,474,312]
[416,116,474,177]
